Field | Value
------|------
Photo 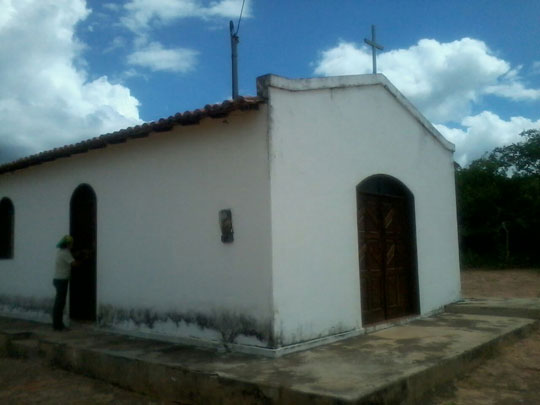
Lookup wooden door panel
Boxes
[358,188,417,326]
[384,275,398,306]
[361,273,385,324]
[358,195,386,324]
[385,241,396,267]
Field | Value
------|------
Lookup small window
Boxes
[0,197,14,259]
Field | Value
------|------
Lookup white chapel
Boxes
[0,74,461,356]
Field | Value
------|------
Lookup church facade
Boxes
[0,74,460,356]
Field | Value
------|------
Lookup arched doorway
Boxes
[357,175,419,325]
[70,184,97,321]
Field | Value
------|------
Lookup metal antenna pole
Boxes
[230,20,239,100]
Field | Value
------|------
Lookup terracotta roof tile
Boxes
[0,96,264,174]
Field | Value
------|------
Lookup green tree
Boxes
[489,129,540,176]
[456,129,540,267]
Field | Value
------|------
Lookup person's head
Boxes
[56,235,73,249]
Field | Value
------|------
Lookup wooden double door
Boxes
[357,178,419,325]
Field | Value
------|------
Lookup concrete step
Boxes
[8,338,41,359]
[1,307,539,404]
[0,330,35,358]
[446,298,540,320]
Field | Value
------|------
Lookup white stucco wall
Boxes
[1,74,461,354]
[0,107,274,346]
[265,76,460,347]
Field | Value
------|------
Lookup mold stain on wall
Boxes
[98,304,273,348]
[0,295,53,315]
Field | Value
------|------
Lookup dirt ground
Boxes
[0,269,539,404]
[0,356,176,404]
[429,268,540,405]
[460,268,540,299]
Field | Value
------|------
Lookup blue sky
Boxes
[1,0,540,165]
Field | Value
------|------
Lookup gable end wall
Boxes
[267,83,460,347]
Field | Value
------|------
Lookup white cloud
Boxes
[119,0,251,76]
[436,112,540,166]
[484,82,540,100]
[314,37,540,166]
[127,42,198,72]
[122,0,199,31]
[315,38,523,123]
[121,0,250,31]
[314,42,372,77]
[103,3,122,12]
[104,36,128,53]
[206,0,250,18]
[0,0,142,164]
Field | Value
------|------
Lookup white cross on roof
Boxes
[364,25,384,74]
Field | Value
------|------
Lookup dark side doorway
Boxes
[0,198,14,259]
[357,175,419,326]
[69,184,97,322]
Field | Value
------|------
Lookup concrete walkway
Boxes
[1,299,539,404]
